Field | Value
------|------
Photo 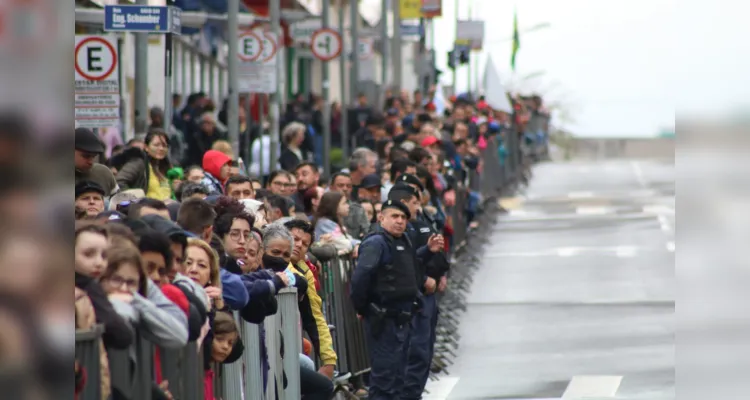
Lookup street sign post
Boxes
[310,28,342,62]
[238,30,278,94]
[104,5,181,33]
[75,35,121,129]
[102,4,181,135]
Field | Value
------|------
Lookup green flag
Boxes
[511,9,520,70]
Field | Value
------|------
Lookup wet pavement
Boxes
[425,160,675,400]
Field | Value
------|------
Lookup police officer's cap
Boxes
[398,173,425,192]
[381,199,411,220]
[388,182,420,200]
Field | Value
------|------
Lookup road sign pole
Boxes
[380,0,388,104]
[392,0,402,93]
[349,0,359,110]
[163,0,175,134]
[321,0,332,176]
[339,5,349,160]
[270,0,281,168]
[227,0,240,156]
[134,0,149,134]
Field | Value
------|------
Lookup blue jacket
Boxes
[219,269,249,310]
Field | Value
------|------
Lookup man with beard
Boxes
[293,162,320,211]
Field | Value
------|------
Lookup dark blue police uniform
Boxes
[402,213,450,399]
[350,224,433,400]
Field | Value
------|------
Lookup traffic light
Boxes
[447,50,456,70]
[458,48,470,65]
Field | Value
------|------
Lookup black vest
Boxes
[371,231,419,305]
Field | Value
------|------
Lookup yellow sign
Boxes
[399,0,422,19]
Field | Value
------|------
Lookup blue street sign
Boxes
[104,5,181,34]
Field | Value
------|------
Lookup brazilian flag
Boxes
[511,9,520,70]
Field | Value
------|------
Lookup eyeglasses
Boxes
[229,230,252,242]
[107,275,139,290]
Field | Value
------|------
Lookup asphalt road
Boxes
[425,159,675,400]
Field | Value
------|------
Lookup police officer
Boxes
[350,199,444,400]
[388,184,450,400]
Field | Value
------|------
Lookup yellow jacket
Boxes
[288,260,338,366]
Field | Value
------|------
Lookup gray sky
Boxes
[433,0,681,137]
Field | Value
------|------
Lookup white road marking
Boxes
[576,206,612,215]
[562,375,623,398]
[557,247,580,257]
[615,246,638,257]
[667,241,675,252]
[631,161,647,187]
[643,205,675,215]
[657,215,672,232]
[422,377,461,400]
[567,191,594,198]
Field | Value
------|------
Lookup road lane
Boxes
[427,160,675,400]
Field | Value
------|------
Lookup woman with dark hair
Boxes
[113,129,174,200]
[301,186,324,219]
[312,191,359,254]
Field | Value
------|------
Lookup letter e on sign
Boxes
[75,36,117,81]
[238,31,263,62]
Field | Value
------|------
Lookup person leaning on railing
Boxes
[284,219,338,378]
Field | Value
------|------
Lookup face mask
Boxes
[262,254,288,272]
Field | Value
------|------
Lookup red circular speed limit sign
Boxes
[310,28,342,62]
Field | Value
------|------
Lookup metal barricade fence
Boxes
[75,289,300,400]
[318,253,370,381]
[75,325,105,400]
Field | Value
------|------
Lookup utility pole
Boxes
[227,0,240,155]
[380,0,388,103]
[392,0,402,93]
[321,0,332,176]
[338,4,349,160]
[269,0,281,167]
[134,0,149,134]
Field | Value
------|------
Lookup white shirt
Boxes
[249,135,281,176]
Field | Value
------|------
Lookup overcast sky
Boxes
[430,0,694,137]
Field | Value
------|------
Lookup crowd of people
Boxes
[74,86,544,400]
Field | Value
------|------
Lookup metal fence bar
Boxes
[75,325,104,400]
[222,311,245,399]
[264,299,282,399]
[279,288,302,399]
[242,320,265,400]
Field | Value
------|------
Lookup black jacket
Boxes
[75,272,134,349]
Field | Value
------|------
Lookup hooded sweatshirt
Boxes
[201,150,232,195]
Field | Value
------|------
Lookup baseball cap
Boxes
[421,136,441,147]
[75,128,105,154]
[360,174,382,189]
[75,180,105,199]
